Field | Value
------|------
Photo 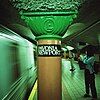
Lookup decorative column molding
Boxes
[21,13,76,40]
[10,0,81,12]
[10,0,86,39]
[10,0,86,100]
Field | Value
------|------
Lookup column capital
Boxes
[10,0,82,12]
[20,12,77,40]
[10,0,85,40]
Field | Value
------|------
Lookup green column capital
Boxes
[20,11,77,40]
[10,0,85,40]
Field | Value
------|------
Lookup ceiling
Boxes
[0,0,36,44]
[0,0,100,49]
[62,0,100,47]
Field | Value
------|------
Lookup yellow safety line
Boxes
[28,80,37,100]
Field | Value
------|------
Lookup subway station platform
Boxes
[28,59,100,100]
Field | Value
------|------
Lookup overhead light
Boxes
[66,46,74,50]
[61,47,68,51]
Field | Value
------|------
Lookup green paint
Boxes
[10,0,84,12]
[10,0,86,40]
[20,11,77,16]
[36,35,61,40]
[21,12,76,40]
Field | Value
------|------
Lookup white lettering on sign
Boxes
[38,45,61,56]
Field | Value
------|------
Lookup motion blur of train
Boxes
[0,25,37,100]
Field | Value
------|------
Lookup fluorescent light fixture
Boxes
[61,47,68,51]
[66,46,74,50]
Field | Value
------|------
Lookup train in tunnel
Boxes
[0,25,37,100]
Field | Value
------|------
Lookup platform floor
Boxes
[29,59,100,100]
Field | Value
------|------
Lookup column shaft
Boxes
[37,40,62,100]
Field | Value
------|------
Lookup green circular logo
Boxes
[44,18,54,33]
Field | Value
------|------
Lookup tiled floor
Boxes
[29,59,100,100]
[62,59,100,100]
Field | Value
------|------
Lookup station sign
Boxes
[38,45,61,56]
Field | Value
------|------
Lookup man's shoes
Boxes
[83,93,91,98]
